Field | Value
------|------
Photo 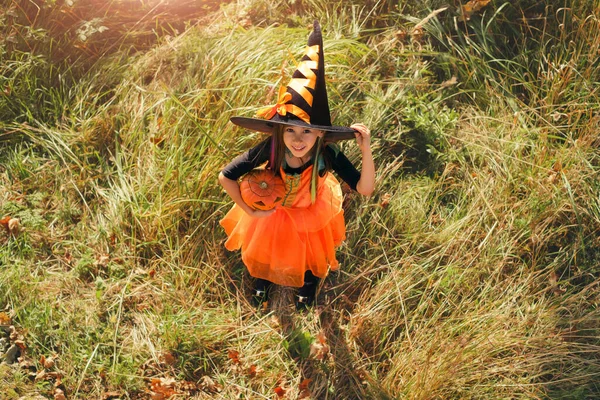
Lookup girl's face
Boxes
[282,125,324,159]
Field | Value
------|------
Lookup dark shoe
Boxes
[295,294,315,311]
[251,289,269,308]
[296,271,319,311]
[251,279,272,309]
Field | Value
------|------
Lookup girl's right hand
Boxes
[248,208,276,218]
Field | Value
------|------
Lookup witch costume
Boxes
[219,21,360,296]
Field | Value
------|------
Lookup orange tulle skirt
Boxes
[220,166,346,287]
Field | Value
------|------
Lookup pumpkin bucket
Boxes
[240,169,286,211]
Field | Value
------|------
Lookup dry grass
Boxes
[1,1,599,399]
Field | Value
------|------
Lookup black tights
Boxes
[298,270,319,298]
[254,270,320,297]
[254,277,272,293]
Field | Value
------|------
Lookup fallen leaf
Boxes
[199,375,223,393]
[150,377,178,397]
[316,331,327,345]
[552,161,562,173]
[102,392,122,400]
[35,369,47,382]
[460,0,492,21]
[411,27,424,42]
[149,392,165,400]
[441,76,458,88]
[53,388,66,400]
[95,254,109,268]
[310,332,330,361]
[47,371,63,380]
[0,311,11,325]
[9,325,18,340]
[274,386,286,398]
[0,215,10,227]
[44,355,56,369]
[545,172,558,185]
[179,380,197,392]
[380,193,391,208]
[298,378,312,399]
[472,0,491,11]
[299,378,312,389]
[159,351,176,366]
[395,30,408,42]
[228,350,241,365]
[246,364,263,378]
[260,300,268,313]
[8,218,19,235]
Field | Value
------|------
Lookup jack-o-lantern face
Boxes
[240,169,286,211]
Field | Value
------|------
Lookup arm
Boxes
[218,173,275,218]
[218,138,275,218]
[351,123,375,197]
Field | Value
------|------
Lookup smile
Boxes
[292,145,306,152]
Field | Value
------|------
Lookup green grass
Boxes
[1,0,600,398]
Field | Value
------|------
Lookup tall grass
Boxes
[426,1,600,138]
[0,0,599,399]
[0,0,226,124]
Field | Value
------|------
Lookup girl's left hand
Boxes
[351,123,371,152]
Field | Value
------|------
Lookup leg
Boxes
[252,278,272,308]
[296,270,320,311]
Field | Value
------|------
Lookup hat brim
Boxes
[230,116,356,141]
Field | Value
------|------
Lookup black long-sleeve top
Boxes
[221,138,361,191]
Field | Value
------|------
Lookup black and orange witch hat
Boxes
[230,21,355,140]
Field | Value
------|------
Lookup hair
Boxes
[267,124,331,177]
[268,124,287,174]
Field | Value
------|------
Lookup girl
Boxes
[218,21,375,310]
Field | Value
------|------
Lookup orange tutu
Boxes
[220,166,346,287]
